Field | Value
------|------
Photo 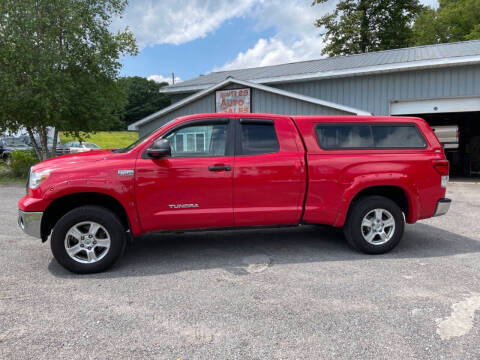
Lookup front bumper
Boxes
[433,198,451,217]
[18,210,43,239]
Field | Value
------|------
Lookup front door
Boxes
[135,118,234,232]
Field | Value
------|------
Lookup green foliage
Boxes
[0,0,138,161]
[412,0,480,45]
[117,76,171,130]
[313,0,424,56]
[10,151,37,178]
[60,131,138,148]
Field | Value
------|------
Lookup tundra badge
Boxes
[118,169,134,176]
[169,204,199,209]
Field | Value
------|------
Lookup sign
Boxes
[216,88,250,113]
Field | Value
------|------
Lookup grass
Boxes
[0,162,25,184]
[59,131,138,149]
[0,176,25,184]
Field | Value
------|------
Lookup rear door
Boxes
[232,117,307,226]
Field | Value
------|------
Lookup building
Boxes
[129,40,480,176]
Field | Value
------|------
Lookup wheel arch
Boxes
[41,192,131,242]
[335,184,418,227]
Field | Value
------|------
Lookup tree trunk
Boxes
[26,127,43,161]
[37,126,49,161]
[359,0,369,53]
[51,128,59,157]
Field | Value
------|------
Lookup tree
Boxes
[117,77,171,129]
[0,0,137,160]
[412,0,480,46]
[313,0,424,56]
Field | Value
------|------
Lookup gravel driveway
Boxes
[1,182,480,359]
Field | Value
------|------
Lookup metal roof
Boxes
[162,40,480,94]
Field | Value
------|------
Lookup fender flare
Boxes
[333,173,420,227]
[42,180,141,236]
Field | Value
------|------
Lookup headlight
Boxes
[29,169,50,189]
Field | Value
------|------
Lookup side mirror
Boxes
[147,138,171,158]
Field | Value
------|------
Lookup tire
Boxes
[50,206,126,274]
[343,195,404,254]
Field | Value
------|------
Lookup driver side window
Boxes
[166,123,228,157]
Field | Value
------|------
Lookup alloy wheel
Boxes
[360,208,395,245]
[64,221,111,264]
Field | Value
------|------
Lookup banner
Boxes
[216,88,250,113]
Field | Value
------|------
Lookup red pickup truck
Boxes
[18,113,451,273]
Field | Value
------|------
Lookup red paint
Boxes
[232,115,307,226]
[18,113,448,236]
[135,155,234,232]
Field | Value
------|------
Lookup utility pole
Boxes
[172,72,175,85]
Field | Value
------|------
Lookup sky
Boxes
[114,0,439,85]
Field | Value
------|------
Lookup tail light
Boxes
[432,159,449,188]
[432,160,449,175]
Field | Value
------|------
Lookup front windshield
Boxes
[112,132,150,153]
[112,119,175,153]
[112,118,177,153]
[84,142,99,149]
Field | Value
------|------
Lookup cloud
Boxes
[421,0,439,7]
[215,36,324,71]
[215,0,439,71]
[118,0,440,73]
[113,0,256,48]
[148,74,182,85]
[214,0,335,71]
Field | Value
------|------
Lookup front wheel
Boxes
[343,196,405,254]
[50,206,126,273]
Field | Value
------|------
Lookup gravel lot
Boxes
[1,182,480,359]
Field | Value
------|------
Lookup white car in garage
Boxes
[64,141,101,153]
[432,125,459,150]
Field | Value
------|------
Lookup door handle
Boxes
[208,165,231,172]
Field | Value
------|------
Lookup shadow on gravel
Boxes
[48,223,480,278]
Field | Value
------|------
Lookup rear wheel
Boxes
[344,196,404,254]
[50,206,126,273]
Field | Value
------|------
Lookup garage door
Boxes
[391,97,480,115]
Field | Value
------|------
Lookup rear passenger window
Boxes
[315,124,426,149]
[372,125,426,148]
[239,122,279,155]
[318,125,373,148]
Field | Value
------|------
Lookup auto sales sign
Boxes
[216,88,250,113]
